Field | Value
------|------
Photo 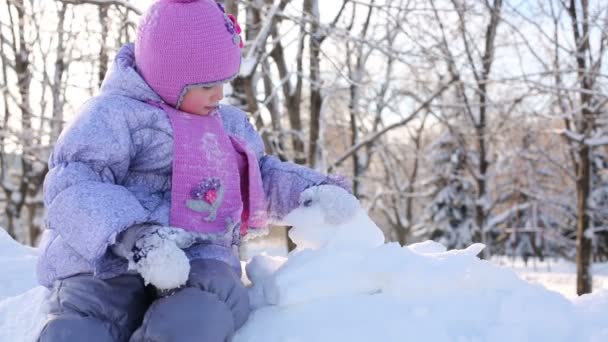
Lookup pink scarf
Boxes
[160,103,267,239]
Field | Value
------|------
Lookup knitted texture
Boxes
[159,103,267,240]
[135,0,241,106]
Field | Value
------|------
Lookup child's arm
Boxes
[44,97,152,264]
[222,105,351,224]
[259,156,350,223]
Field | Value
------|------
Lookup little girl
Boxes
[36,0,353,341]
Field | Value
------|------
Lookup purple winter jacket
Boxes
[37,44,348,288]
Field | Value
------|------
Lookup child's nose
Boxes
[211,85,224,101]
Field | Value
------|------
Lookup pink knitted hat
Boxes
[135,0,242,106]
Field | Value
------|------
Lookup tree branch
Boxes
[56,0,141,15]
[330,76,459,170]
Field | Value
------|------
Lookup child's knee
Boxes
[187,258,251,327]
[41,274,148,341]
[38,315,114,342]
[133,287,238,342]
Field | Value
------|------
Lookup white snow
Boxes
[0,229,49,342]
[0,287,49,342]
[239,190,607,341]
[1,191,607,341]
[0,229,38,299]
[130,234,191,291]
[284,184,385,251]
[493,257,608,300]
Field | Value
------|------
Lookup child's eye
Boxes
[303,198,313,207]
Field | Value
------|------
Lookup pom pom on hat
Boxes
[136,0,242,106]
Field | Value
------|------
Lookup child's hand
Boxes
[131,229,191,290]
[113,225,195,290]
[298,184,359,226]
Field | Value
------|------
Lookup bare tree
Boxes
[508,0,608,295]
[1,0,40,243]
[0,0,139,245]
[553,0,608,295]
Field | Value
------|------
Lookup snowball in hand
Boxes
[284,185,384,250]
[129,235,190,290]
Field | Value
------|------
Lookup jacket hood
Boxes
[99,43,163,103]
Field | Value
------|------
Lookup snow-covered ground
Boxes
[0,229,49,342]
[493,257,608,300]
[1,193,607,342]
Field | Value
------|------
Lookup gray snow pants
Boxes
[37,259,250,342]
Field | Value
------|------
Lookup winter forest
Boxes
[1,0,608,297]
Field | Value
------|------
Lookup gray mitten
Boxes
[113,225,196,290]
[187,259,251,329]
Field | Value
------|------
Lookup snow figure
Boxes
[247,186,385,307]
[283,184,385,251]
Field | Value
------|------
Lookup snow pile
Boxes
[0,228,39,299]
[0,287,49,342]
[575,290,608,342]
[1,189,607,341]
[0,228,49,342]
[494,256,608,300]
[240,243,591,341]
[236,194,607,341]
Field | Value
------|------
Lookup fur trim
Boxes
[175,73,239,109]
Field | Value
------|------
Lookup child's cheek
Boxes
[182,94,205,112]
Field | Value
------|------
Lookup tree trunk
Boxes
[98,4,110,87]
[566,0,594,295]
[269,17,305,165]
[576,143,592,294]
[26,203,40,245]
[0,1,12,239]
[10,0,33,244]
[261,60,286,160]
[400,119,425,245]
[305,0,322,168]
[347,0,374,197]
[51,3,68,142]
[469,0,502,259]
[6,211,15,239]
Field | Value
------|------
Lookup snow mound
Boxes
[0,229,49,341]
[240,242,585,341]
[0,287,49,342]
[0,228,39,299]
[238,194,606,342]
[1,185,607,342]
[573,289,608,341]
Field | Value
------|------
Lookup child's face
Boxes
[179,84,224,115]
